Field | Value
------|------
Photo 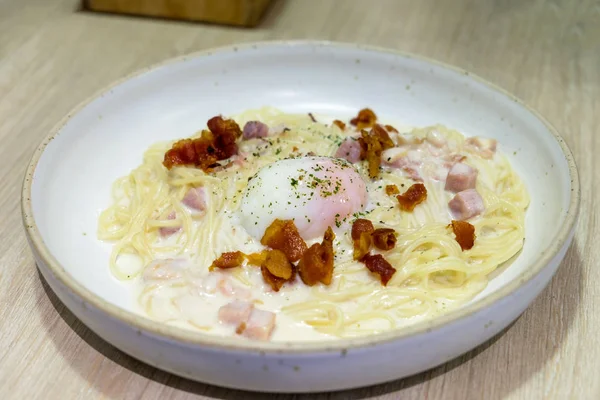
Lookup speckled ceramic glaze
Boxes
[22,41,579,392]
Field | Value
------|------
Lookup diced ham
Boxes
[242,308,276,341]
[218,301,254,325]
[382,148,423,181]
[449,189,485,220]
[159,211,181,237]
[182,187,206,211]
[465,137,497,159]
[445,163,478,193]
[242,121,269,140]
[334,138,361,163]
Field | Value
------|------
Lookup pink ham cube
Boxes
[182,187,206,211]
[218,301,254,325]
[242,121,269,140]
[445,163,478,193]
[334,138,361,163]
[242,308,276,341]
[449,189,485,220]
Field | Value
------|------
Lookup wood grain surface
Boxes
[0,0,598,399]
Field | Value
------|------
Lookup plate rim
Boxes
[21,40,581,354]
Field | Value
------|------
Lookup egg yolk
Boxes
[239,157,368,240]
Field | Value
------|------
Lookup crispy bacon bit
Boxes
[353,232,372,261]
[385,184,400,195]
[358,129,383,178]
[246,251,268,266]
[450,220,476,250]
[384,124,398,133]
[263,249,293,280]
[350,108,377,130]
[358,124,395,179]
[362,253,396,286]
[163,116,242,171]
[298,227,335,286]
[397,183,428,211]
[351,218,374,260]
[308,112,317,122]
[351,219,374,241]
[372,228,397,250]
[371,124,394,150]
[332,119,346,130]
[260,219,308,262]
[261,265,287,292]
[209,251,245,271]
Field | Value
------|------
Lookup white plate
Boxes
[22,41,579,392]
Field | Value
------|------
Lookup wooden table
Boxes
[1,0,597,398]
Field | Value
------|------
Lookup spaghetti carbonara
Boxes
[98,107,528,341]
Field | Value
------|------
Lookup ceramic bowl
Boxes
[22,41,579,392]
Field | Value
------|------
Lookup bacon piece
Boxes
[261,219,308,262]
[246,251,269,266]
[209,251,245,271]
[384,124,398,133]
[371,124,394,150]
[159,211,181,237]
[354,232,372,261]
[351,218,374,260]
[297,227,335,286]
[351,218,374,241]
[350,108,377,130]
[397,183,427,211]
[450,220,476,250]
[261,265,287,292]
[372,228,397,250]
[242,121,269,140]
[358,125,396,179]
[182,186,206,211]
[465,137,497,159]
[385,184,400,195]
[332,120,346,130]
[358,129,383,179]
[448,189,484,220]
[362,253,396,286]
[243,309,276,341]
[218,300,254,325]
[334,138,361,163]
[163,116,242,171]
[263,249,293,280]
[445,163,478,193]
[260,250,297,292]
